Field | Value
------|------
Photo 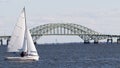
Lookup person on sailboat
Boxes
[20,51,27,57]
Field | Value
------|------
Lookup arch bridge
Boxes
[30,23,120,44]
[0,23,120,45]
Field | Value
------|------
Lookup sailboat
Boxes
[5,7,39,61]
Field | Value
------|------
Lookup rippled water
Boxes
[1,43,120,68]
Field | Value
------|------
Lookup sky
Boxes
[0,0,120,44]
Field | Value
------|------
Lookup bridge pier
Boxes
[117,38,120,44]
[94,40,99,44]
[7,38,10,45]
[0,39,3,45]
[84,40,90,44]
[107,39,113,43]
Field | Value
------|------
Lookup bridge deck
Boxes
[0,34,120,39]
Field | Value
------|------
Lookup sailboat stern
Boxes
[26,55,39,61]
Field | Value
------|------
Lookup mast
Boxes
[24,7,29,53]
[22,7,28,52]
[24,7,27,30]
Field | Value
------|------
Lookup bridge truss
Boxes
[0,23,120,45]
[30,23,120,43]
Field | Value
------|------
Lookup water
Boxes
[1,43,120,68]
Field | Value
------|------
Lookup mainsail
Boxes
[8,8,26,52]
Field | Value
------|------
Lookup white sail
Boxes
[21,19,28,52]
[8,8,26,52]
[21,32,27,52]
[26,29,38,56]
[6,7,39,61]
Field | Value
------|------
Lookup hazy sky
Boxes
[0,0,120,43]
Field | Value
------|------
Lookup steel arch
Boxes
[30,23,104,41]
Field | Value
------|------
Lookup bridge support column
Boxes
[0,39,3,45]
[117,39,120,44]
[7,38,10,45]
[107,39,113,43]
[94,40,99,44]
[84,40,90,44]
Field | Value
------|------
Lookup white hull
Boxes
[5,56,39,61]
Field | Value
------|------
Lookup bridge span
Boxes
[0,23,120,45]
